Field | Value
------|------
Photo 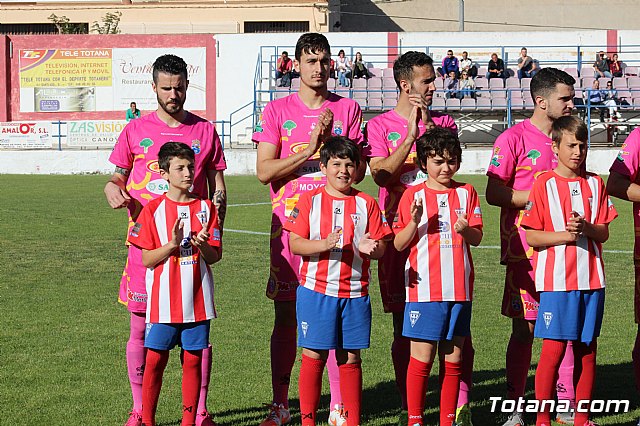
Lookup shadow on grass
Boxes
[160,362,639,425]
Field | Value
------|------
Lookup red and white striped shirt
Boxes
[284,187,392,298]
[522,171,617,292]
[393,181,483,302]
[128,194,222,323]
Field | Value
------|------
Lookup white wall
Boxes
[0,148,620,176]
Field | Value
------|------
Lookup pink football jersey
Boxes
[486,119,557,263]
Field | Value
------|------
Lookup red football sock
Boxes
[271,325,297,408]
[440,361,462,426]
[632,330,640,393]
[182,350,202,426]
[299,354,326,426]
[506,336,533,400]
[339,361,362,426]
[391,335,411,410]
[535,339,566,426]
[142,349,170,426]
[406,357,432,426]
[573,341,597,426]
[458,336,474,408]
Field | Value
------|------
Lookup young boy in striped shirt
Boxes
[128,142,222,426]
[393,127,483,426]
[522,116,617,426]
[284,136,393,426]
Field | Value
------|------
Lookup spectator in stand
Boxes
[444,71,459,99]
[276,51,294,87]
[517,47,539,80]
[459,51,478,78]
[593,50,612,79]
[588,79,607,122]
[604,80,623,120]
[126,102,140,121]
[487,53,506,80]
[336,49,352,87]
[330,58,336,80]
[352,52,371,80]
[609,53,623,78]
[438,50,460,78]
[458,70,476,99]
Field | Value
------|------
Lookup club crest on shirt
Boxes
[543,312,553,329]
[333,120,344,135]
[409,310,421,327]
[351,213,361,227]
[191,140,201,154]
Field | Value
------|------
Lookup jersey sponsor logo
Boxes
[213,228,221,240]
[526,149,542,165]
[291,207,300,219]
[146,178,169,195]
[525,201,533,211]
[146,160,161,174]
[254,116,264,133]
[438,218,450,233]
[543,311,553,329]
[191,139,201,154]
[333,226,344,249]
[282,119,297,136]
[127,288,147,303]
[180,237,192,250]
[139,138,154,154]
[409,310,421,327]
[301,321,309,338]
[473,206,482,216]
[298,183,324,191]
[387,131,402,147]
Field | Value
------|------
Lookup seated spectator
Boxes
[609,53,623,78]
[352,52,371,79]
[593,50,612,79]
[335,49,352,87]
[276,51,293,87]
[604,80,623,120]
[486,53,506,79]
[438,50,459,78]
[459,51,478,78]
[458,70,476,99]
[588,79,607,121]
[517,47,538,79]
[444,71,459,98]
[126,102,140,121]
[330,58,336,79]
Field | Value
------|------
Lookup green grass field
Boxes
[1,174,639,426]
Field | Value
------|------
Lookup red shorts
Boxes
[501,259,539,320]
[378,244,410,313]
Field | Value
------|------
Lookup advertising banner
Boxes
[0,122,52,149]
[66,120,127,147]
[19,47,206,113]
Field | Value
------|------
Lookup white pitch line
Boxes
[225,228,270,236]
[228,202,271,207]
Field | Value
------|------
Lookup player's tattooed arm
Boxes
[212,189,227,230]
[115,166,130,177]
[104,166,131,209]
[208,169,227,230]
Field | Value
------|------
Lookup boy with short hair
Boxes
[128,142,222,426]
[284,136,392,426]
[522,116,617,426]
[393,128,483,426]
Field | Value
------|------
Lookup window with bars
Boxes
[244,21,309,33]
